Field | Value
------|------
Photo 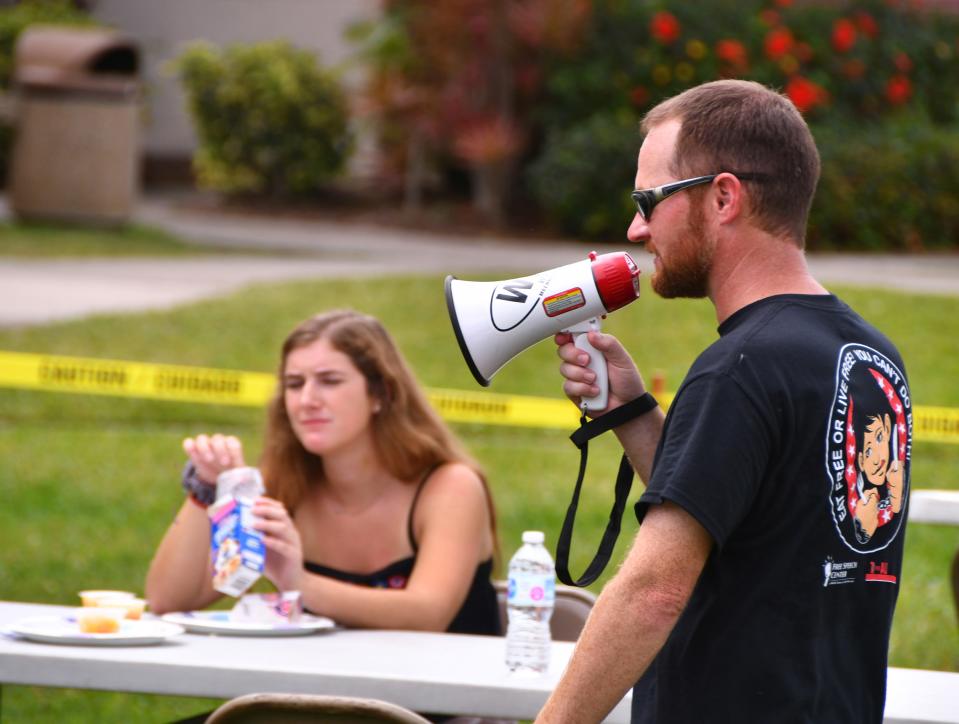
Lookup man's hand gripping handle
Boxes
[564,317,608,412]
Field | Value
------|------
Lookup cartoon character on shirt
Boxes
[847,368,906,544]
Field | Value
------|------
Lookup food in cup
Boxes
[79,590,135,607]
[100,597,146,620]
[77,607,126,634]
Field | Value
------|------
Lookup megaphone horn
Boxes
[445,251,641,411]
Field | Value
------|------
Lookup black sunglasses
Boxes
[631,172,765,221]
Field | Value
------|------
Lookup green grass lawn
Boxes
[0,273,957,721]
[0,219,308,258]
[0,221,206,257]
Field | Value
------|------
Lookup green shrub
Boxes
[810,118,959,251]
[530,107,959,250]
[526,110,640,240]
[173,40,353,197]
[0,0,97,184]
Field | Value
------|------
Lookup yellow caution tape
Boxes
[0,350,956,443]
[0,350,275,407]
[427,387,580,429]
[912,405,959,445]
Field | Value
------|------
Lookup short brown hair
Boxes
[642,79,820,245]
[260,310,496,546]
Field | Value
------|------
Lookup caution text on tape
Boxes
[0,350,275,407]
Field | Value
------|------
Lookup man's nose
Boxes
[627,213,650,244]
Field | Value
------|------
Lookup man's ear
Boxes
[713,174,744,223]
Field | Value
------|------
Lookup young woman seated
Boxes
[146,309,500,635]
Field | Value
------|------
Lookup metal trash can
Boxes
[9,26,140,224]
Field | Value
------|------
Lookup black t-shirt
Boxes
[633,294,911,724]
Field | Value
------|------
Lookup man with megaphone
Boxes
[536,80,911,724]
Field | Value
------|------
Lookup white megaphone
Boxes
[445,251,641,412]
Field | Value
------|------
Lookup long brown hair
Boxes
[259,309,498,542]
[642,79,821,246]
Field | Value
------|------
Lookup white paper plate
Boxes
[160,610,336,637]
[4,615,185,646]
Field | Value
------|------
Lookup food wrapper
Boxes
[231,591,303,624]
[209,467,266,597]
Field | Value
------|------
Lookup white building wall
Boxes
[91,0,379,157]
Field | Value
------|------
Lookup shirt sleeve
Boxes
[637,372,773,549]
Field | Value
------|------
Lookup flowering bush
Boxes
[529,0,959,247]
[350,0,588,224]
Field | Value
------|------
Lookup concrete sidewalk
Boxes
[3,193,958,327]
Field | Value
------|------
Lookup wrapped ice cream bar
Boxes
[209,467,266,597]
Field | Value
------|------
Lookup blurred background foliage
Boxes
[353,0,959,249]
[172,40,353,197]
[3,0,959,249]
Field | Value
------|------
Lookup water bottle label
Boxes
[508,573,555,607]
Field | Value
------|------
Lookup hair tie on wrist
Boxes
[181,461,217,507]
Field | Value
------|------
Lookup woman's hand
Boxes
[183,434,246,484]
[554,330,648,415]
[253,497,305,593]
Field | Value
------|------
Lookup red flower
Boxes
[650,11,681,44]
[885,74,912,105]
[832,18,857,54]
[629,85,650,108]
[894,52,913,73]
[715,39,749,71]
[786,75,826,113]
[774,0,794,6]
[764,27,795,60]
[854,11,879,39]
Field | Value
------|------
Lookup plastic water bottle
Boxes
[505,530,555,675]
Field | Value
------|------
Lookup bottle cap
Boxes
[521,530,545,544]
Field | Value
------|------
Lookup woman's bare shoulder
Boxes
[417,462,487,507]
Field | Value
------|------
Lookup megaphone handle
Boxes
[567,318,608,412]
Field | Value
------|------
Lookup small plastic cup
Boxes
[79,590,136,608]
[77,606,127,634]
[98,596,147,620]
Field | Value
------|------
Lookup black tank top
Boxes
[303,469,500,636]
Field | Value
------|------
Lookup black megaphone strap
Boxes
[555,392,659,587]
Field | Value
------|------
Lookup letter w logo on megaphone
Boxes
[492,279,541,331]
[495,280,534,304]
[445,251,640,411]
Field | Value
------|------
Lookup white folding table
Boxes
[2,600,956,723]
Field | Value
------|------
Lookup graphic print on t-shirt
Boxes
[825,343,911,554]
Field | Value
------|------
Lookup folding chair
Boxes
[204,693,432,724]
[494,579,597,642]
